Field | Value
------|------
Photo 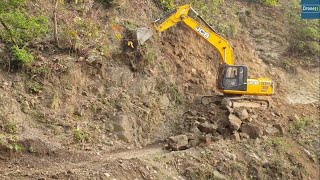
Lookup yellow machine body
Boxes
[139,4,274,96]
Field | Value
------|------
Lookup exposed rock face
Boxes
[264,126,280,136]
[239,132,250,140]
[240,123,263,139]
[213,170,227,180]
[231,132,241,142]
[247,114,258,122]
[228,114,242,132]
[167,135,189,151]
[159,94,170,110]
[234,108,249,120]
[197,122,218,134]
[113,114,133,143]
[273,123,285,135]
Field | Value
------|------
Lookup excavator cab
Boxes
[217,65,248,92]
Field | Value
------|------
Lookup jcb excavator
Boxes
[131,5,274,108]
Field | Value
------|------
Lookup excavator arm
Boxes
[149,5,234,65]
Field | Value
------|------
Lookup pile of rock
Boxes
[166,105,285,151]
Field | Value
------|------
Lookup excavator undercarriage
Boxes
[198,95,270,109]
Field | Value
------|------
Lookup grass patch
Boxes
[11,46,33,64]
[156,80,184,105]
[285,0,319,65]
[27,82,42,94]
[4,121,18,134]
[158,0,175,11]
[73,128,89,143]
[267,137,289,153]
[289,116,313,133]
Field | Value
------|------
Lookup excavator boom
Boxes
[136,5,234,65]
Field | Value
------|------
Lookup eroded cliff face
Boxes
[0,0,319,179]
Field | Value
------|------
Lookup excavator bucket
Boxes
[134,27,154,45]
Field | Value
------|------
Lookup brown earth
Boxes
[0,0,319,179]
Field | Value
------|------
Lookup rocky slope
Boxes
[0,0,319,179]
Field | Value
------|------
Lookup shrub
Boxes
[28,82,42,94]
[285,1,320,60]
[289,116,313,133]
[299,27,320,41]
[0,11,48,46]
[249,0,278,6]
[158,0,175,10]
[259,0,278,6]
[5,122,17,134]
[13,143,23,152]
[11,45,33,64]
[73,128,89,143]
[0,0,26,12]
[0,0,48,69]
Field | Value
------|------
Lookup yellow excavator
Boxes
[132,5,274,108]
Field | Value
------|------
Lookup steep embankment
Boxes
[0,0,319,179]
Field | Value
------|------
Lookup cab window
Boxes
[238,67,244,84]
[226,67,237,78]
[224,67,238,87]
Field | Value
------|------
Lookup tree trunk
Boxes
[54,0,60,48]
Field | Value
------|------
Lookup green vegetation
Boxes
[156,81,184,105]
[0,0,48,68]
[0,11,48,46]
[286,0,320,64]
[5,141,24,152]
[28,146,35,153]
[73,128,89,143]
[249,0,278,6]
[267,137,289,153]
[27,82,42,94]
[158,0,175,10]
[0,0,26,12]
[11,46,33,64]
[5,121,17,134]
[168,84,184,105]
[96,0,116,8]
[184,0,237,37]
[257,0,278,6]
[12,143,23,152]
[289,116,313,133]
[143,48,157,67]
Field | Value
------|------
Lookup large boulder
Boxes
[240,123,263,139]
[234,108,249,120]
[247,114,258,122]
[239,132,250,140]
[167,135,189,151]
[113,114,133,143]
[228,114,242,131]
[273,123,285,135]
[264,126,280,136]
[159,94,170,110]
[199,134,213,144]
[230,132,241,142]
[188,138,201,147]
[213,170,227,180]
[197,122,218,134]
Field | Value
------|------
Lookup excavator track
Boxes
[197,95,270,109]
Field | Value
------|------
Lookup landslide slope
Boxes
[0,0,319,179]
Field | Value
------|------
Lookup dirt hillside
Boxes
[0,0,319,179]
